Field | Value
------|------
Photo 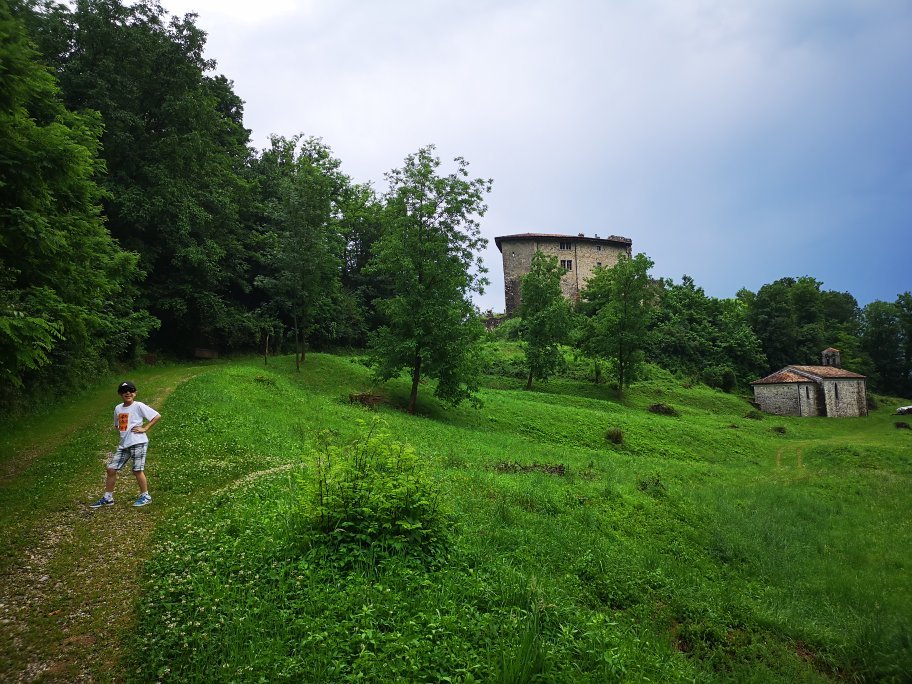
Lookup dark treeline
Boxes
[508,255,911,398]
[2,0,910,412]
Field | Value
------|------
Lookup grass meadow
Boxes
[115,350,911,682]
[2,349,908,681]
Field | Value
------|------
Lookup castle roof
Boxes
[494,233,632,252]
[751,365,866,385]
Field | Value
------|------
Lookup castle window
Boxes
[596,245,602,251]
[559,241,571,250]
[511,251,516,257]
[834,383,839,400]
[806,386,809,399]
[596,262,602,267]
[560,259,573,271]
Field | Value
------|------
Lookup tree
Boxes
[26,0,257,354]
[645,276,765,390]
[518,251,572,389]
[743,277,866,373]
[577,253,654,392]
[862,300,905,396]
[897,292,912,397]
[1,1,149,399]
[253,135,347,370]
[365,146,491,414]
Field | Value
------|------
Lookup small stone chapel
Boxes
[750,348,867,417]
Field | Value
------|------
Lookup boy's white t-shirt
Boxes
[115,401,160,448]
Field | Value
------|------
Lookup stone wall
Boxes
[821,379,867,417]
[753,383,801,416]
[753,379,866,417]
[500,236,630,315]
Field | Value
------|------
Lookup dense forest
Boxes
[2,0,910,412]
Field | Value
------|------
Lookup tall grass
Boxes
[126,352,911,681]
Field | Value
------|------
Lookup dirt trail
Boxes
[0,371,199,682]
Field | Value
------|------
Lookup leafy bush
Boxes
[637,473,667,497]
[701,364,737,392]
[303,419,451,567]
[744,409,764,420]
[489,316,523,341]
[648,403,679,416]
[896,422,910,430]
[605,427,624,444]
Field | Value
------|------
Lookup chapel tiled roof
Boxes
[789,365,865,379]
[751,370,812,385]
[751,365,866,384]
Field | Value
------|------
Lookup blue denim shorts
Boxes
[108,443,148,472]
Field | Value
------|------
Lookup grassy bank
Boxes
[115,352,911,682]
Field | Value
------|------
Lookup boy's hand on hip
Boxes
[131,426,146,433]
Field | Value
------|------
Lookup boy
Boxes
[90,381,161,508]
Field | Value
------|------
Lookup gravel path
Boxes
[0,372,197,682]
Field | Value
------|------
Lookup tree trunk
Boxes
[408,352,422,414]
[526,367,534,390]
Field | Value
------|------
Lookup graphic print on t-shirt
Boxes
[118,412,130,431]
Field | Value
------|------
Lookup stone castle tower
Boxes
[495,233,633,315]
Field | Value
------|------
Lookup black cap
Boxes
[118,381,137,394]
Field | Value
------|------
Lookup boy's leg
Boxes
[133,470,148,494]
[131,444,150,502]
[105,468,118,494]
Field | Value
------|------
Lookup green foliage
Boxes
[863,298,911,397]
[0,2,148,403]
[365,146,492,413]
[605,427,624,444]
[577,252,655,391]
[517,251,573,389]
[488,315,523,341]
[647,275,766,390]
[26,0,256,354]
[252,135,349,369]
[303,420,451,568]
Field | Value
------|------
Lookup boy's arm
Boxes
[132,413,160,434]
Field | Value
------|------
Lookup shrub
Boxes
[489,316,523,341]
[896,422,910,430]
[772,426,786,434]
[302,419,450,567]
[744,410,764,420]
[648,403,679,417]
[701,364,737,392]
[605,427,624,444]
[637,473,666,497]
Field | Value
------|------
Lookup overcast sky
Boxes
[159,0,911,312]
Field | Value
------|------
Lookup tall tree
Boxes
[1,1,148,400]
[518,251,572,390]
[252,135,347,370]
[898,293,912,397]
[577,253,654,392]
[743,277,865,373]
[25,0,256,353]
[862,300,906,396]
[646,276,765,390]
[365,146,491,414]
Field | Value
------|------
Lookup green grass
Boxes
[3,352,910,681]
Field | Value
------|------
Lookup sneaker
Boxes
[133,493,152,507]
[90,496,114,508]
